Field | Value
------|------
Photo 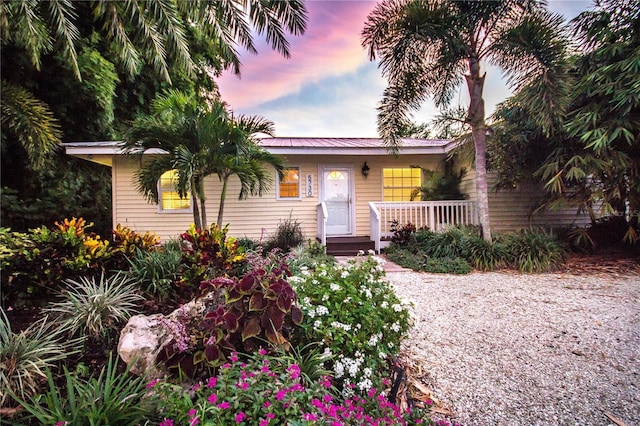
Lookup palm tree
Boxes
[362,0,568,242]
[1,0,306,171]
[123,90,283,229]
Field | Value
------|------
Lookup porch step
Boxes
[325,236,375,256]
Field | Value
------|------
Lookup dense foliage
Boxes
[489,0,640,247]
[386,225,566,273]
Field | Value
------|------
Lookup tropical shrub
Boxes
[385,249,471,274]
[390,220,417,245]
[291,254,413,393]
[0,310,80,408]
[127,244,183,301]
[151,349,428,425]
[110,223,160,270]
[264,215,305,253]
[157,254,302,378]
[44,272,143,341]
[498,228,567,272]
[177,224,246,293]
[10,354,152,425]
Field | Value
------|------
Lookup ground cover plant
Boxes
[151,348,427,425]
[386,225,567,273]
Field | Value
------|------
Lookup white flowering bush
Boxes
[290,253,413,393]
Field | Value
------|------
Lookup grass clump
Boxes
[0,310,80,408]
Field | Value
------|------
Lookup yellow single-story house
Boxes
[64,138,590,254]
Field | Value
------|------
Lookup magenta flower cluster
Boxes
[153,350,427,425]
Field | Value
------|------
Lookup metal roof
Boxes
[63,137,457,158]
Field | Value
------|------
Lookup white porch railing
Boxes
[317,202,328,247]
[369,200,478,252]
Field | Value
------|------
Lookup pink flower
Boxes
[217,401,231,409]
[235,411,246,423]
[188,409,197,417]
[287,364,301,379]
[266,413,276,420]
[302,413,318,421]
[55,422,68,426]
[207,377,217,388]
[159,420,174,426]
[208,393,218,404]
[192,383,201,392]
[263,401,272,408]
[236,380,249,390]
[276,390,287,400]
[259,420,269,426]
[259,348,267,355]
[146,378,160,389]
[230,353,239,363]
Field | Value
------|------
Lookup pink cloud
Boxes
[217,1,377,109]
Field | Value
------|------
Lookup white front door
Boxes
[321,167,353,236]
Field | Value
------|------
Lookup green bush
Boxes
[10,354,152,425]
[127,245,183,301]
[386,249,471,274]
[498,228,567,272]
[45,272,143,340]
[288,240,335,275]
[291,255,413,392]
[0,310,81,408]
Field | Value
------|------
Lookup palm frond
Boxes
[0,80,61,171]
[45,0,80,79]
[2,0,52,71]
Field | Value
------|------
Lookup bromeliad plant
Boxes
[157,254,302,378]
[291,254,413,393]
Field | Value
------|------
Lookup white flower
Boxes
[358,378,373,391]
[392,303,403,312]
[379,351,387,359]
[330,283,341,292]
[368,249,376,256]
[340,270,349,279]
[357,250,365,256]
[334,360,344,378]
[363,367,372,378]
[391,322,401,332]
[321,294,329,302]
[381,301,389,309]
[316,305,329,316]
[313,320,321,329]
[307,308,316,318]
[319,269,328,277]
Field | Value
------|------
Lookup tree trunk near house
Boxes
[217,176,229,228]
[192,192,202,230]
[466,55,492,243]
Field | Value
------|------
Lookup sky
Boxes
[217,0,593,138]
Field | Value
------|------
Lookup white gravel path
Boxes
[386,270,640,426]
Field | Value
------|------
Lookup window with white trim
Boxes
[158,170,191,211]
[277,167,301,199]
[383,168,422,201]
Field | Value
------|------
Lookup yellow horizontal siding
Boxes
[113,154,446,241]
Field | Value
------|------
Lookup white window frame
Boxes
[277,166,302,201]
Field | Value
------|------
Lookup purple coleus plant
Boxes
[158,260,303,378]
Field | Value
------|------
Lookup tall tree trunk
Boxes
[466,55,492,243]
[217,175,229,227]
[192,192,202,230]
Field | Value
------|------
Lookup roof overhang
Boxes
[63,138,459,166]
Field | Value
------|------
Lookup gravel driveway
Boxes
[386,270,640,426]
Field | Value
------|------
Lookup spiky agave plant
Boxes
[0,309,81,407]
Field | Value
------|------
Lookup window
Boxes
[158,170,191,211]
[278,167,301,199]
[383,168,422,201]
